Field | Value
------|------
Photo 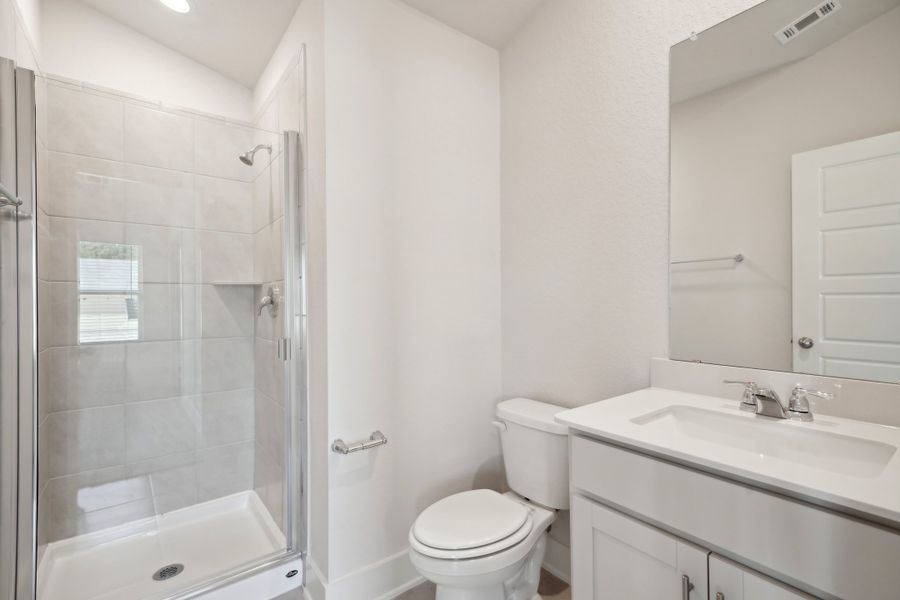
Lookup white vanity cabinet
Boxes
[709,555,814,600]
[571,494,708,599]
[572,493,812,600]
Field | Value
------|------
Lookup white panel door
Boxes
[792,131,900,381]
[709,554,815,600]
[571,494,708,600]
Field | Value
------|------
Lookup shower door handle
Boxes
[0,181,22,207]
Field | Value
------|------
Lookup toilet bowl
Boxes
[408,399,569,600]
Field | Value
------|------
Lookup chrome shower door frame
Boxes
[0,58,38,600]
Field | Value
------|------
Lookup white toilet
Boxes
[408,398,569,600]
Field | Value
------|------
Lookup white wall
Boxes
[1,0,41,70]
[670,6,900,372]
[40,0,252,121]
[323,0,501,595]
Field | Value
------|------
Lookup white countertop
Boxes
[556,387,900,527]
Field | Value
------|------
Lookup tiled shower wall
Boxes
[37,78,280,543]
[251,54,305,532]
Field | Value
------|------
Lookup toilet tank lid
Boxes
[496,398,568,434]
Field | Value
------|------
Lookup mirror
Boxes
[669,0,900,384]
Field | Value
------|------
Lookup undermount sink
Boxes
[631,405,897,478]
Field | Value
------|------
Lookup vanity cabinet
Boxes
[709,555,814,600]
[571,494,708,599]
[572,494,812,600]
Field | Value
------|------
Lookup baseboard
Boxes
[543,536,571,584]
[306,549,423,600]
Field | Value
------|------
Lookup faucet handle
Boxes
[723,380,760,411]
[788,385,833,422]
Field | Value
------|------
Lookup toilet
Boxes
[408,398,569,600]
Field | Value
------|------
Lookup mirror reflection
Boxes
[669,0,900,383]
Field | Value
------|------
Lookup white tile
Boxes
[140,283,198,341]
[44,407,125,478]
[125,340,200,402]
[41,344,127,412]
[46,467,154,542]
[46,152,126,221]
[252,156,284,232]
[123,223,195,284]
[123,163,195,228]
[199,337,253,393]
[195,230,253,283]
[45,217,126,282]
[195,175,253,233]
[125,397,200,463]
[46,84,124,161]
[124,104,194,171]
[42,282,78,348]
[254,337,283,404]
[194,119,254,182]
[129,452,198,514]
[254,446,284,531]
[253,392,285,463]
[199,284,253,338]
[195,442,254,502]
[199,389,254,449]
[253,218,284,285]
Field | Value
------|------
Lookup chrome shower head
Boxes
[239,144,272,166]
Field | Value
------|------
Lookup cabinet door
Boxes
[709,554,816,600]
[571,495,708,599]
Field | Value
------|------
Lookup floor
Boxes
[37,491,285,600]
[394,568,571,600]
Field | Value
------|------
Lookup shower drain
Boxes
[152,564,184,581]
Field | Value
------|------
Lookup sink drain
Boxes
[152,564,184,581]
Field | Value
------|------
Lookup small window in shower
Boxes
[77,241,141,344]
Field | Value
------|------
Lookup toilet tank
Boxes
[495,398,569,510]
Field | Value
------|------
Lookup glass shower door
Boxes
[30,77,305,600]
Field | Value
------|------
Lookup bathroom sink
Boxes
[631,405,896,478]
[555,387,900,528]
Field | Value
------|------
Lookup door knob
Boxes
[797,337,814,349]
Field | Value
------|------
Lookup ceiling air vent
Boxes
[774,0,842,44]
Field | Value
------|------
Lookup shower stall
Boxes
[0,55,308,600]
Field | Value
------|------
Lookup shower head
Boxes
[239,144,272,166]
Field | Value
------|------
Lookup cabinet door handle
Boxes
[681,574,695,599]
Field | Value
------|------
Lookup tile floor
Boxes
[394,568,571,600]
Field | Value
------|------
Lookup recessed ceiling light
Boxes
[159,0,190,13]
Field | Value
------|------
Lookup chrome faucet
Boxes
[786,385,834,422]
[723,380,794,420]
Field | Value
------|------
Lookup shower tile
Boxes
[195,119,254,182]
[254,337,283,404]
[195,175,254,234]
[47,467,154,541]
[252,157,284,232]
[125,397,200,463]
[41,344,127,412]
[195,230,253,283]
[199,337,253,393]
[253,218,284,284]
[45,217,126,283]
[254,443,285,531]
[46,84,124,161]
[125,340,200,402]
[198,389,254,449]
[123,163,195,228]
[44,406,126,478]
[199,284,254,339]
[195,442,254,502]
[42,282,78,347]
[254,392,286,462]
[123,223,196,284]
[46,152,126,221]
[129,452,198,514]
[141,283,198,341]
[124,104,195,171]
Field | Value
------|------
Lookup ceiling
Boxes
[79,0,303,87]
[671,0,900,103]
[397,0,546,48]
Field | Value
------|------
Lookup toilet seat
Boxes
[410,490,535,560]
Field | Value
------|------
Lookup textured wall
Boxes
[499,0,765,409]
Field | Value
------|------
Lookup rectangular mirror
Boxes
[669,0,900,384]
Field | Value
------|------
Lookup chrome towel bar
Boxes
[332,430,387,455]
[0,181,22,208]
